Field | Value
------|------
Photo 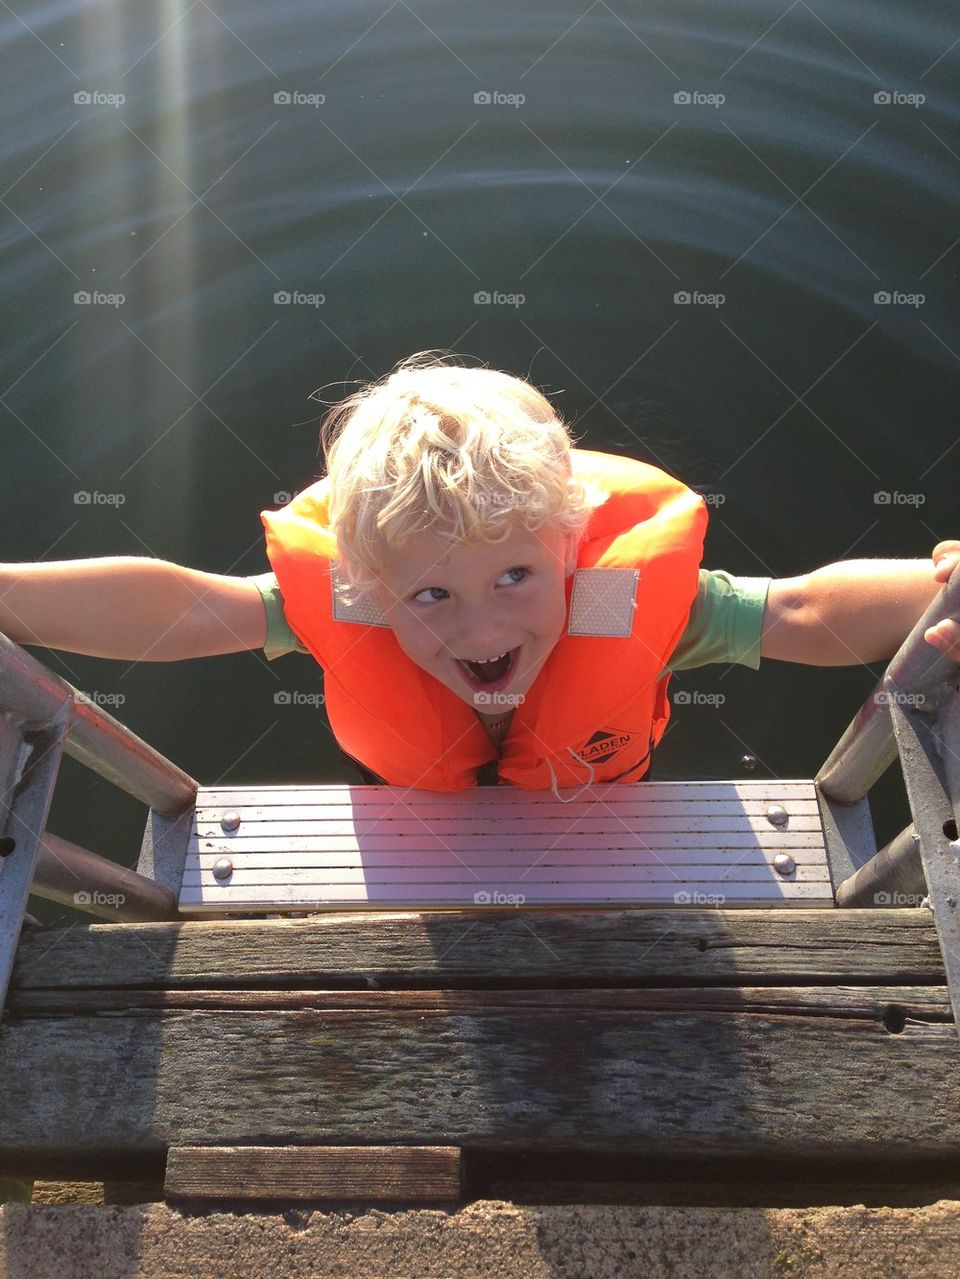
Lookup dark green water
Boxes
[1,1,958,922]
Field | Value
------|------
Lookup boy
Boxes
[1,352,957,795]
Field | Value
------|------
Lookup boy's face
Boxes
[368,514,579,713]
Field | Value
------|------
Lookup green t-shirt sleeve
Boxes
[659,569,771,677]
[247,572,309,661]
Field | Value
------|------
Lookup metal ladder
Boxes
[1,566,959,1028]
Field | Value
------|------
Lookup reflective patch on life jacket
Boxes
[567,568,638,637]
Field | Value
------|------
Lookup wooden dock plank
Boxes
[0,998,957,1165]
[6,984,953,1020]
[9,910,943,990]
[4,908,954,1187]
[165,1145,462,1202]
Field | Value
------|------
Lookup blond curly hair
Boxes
[318,351,600,602]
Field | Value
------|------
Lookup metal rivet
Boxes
[773,853,796,876]
[766,804,789,826]
[213,857,234,881]
[220,810,241,832]
[741,755,757,771]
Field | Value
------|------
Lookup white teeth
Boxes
[461,650,510,663]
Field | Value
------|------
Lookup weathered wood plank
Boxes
[9,910,944,990]
[1,1003,958,1165]
[164,1145,461,1202]
[6,985,953,1021]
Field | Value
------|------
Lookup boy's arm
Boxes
[759,553,952,666]
[0,557,267,661]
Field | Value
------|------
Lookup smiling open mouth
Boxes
[455,646,521,693]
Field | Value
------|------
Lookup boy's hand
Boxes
[923,540,960,658]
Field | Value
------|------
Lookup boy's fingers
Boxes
[932,539,960,559]
[925,618,960,653]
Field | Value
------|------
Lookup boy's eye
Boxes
[412,566,529,605]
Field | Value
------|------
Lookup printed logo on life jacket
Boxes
[577,727,639,766]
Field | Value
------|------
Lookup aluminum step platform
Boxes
[178,779,834,914]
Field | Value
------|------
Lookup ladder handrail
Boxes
[0,631,197,815]
[814,562,960,1037]
[815,562,960,804]
[0,631,197,1018]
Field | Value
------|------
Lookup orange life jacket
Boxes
[261,448,707,792]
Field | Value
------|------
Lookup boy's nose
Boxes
[452,605,508,652]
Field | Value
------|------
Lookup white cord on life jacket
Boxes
[546,746,597,803]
